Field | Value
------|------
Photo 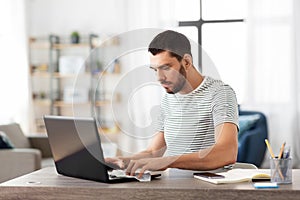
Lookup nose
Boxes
[157,69,166,82]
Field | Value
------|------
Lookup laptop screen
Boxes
[44,115,110,182]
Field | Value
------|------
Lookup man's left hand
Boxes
[126,157,176,178]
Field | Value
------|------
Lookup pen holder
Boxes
[270,157,292,184]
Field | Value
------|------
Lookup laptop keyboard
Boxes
[108,170,151,182]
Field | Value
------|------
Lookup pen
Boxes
[284,146,290,159]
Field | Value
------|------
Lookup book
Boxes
[194,169,270,184]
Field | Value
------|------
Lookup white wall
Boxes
[26,0,127,37]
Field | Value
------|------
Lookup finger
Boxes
[122,158,129,168]
[105,157,124,169]
[137,166,147,179]
[115,159,124,169]
[104,157,113,162]
[105,157,120,163]
[118,160,125,169]
[126,160,134,175]
[130,161,141,176]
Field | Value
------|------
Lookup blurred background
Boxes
[0,0,299,168]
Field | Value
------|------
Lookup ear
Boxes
[182,54,193,70]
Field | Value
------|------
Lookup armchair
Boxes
[237,110,268,167]
[0,123,52,183]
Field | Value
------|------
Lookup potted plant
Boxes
[71,31,80,44]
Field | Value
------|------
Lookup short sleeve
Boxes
[212,85,239,128]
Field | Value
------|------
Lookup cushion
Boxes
[0,131,14,149]
[238,114,260,139]
[0,123,30,148]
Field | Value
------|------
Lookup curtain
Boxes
[0,0,31,133]
[293,0,300,168]
[244,0,299,167]
[111,0,176,156]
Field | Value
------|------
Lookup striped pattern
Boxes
[157,76,239,156]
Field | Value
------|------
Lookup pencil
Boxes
[270,141,285,180]
[265,139,275,158]
[278,142,286,159]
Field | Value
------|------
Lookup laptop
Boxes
[43,115,160,183]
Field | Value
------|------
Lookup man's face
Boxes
[150,51,187,94]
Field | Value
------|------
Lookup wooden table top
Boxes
[1,167,300,200]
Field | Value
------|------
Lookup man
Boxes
[106,30,239,178]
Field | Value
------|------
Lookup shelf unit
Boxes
[29,34,121,133]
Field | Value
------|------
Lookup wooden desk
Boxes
[1,167,300,200]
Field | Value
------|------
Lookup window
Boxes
[0,0,29,130]
[176,0,247,103]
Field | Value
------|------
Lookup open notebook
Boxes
[194,169,270,184]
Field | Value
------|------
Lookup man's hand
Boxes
[105,157,129,169]
[126,157,175,178]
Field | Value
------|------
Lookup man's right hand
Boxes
[105,157,129,169]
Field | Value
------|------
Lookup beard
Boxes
[163,65,187,94]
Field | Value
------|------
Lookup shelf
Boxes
[53,101,91,107]
[52,72,90,78]
[52,43,90,49]
[31,71,120,78]
[53,100,111,107]
[92,71,121,78]
[30,42,50,49]
[33,99,51,106]
[31,72,90,78]
[31,72,51,78]
[29,37,50,49]
[95,100,110,107]
[99,126,120,135]
[29,34,122,133]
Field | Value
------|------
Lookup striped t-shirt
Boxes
[157,76,239,156]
